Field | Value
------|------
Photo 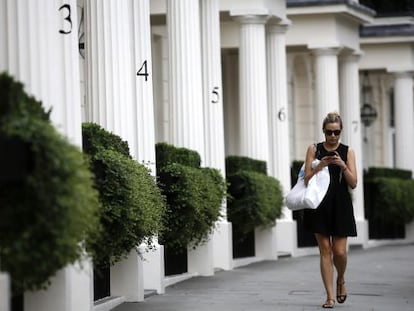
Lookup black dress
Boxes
[303,142,357,237]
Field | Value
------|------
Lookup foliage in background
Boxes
[156,143,226,253]
[225,155,267,176]
[82,123,165,267]
[364,167,414,224]
[155,142,201,171]
[0,72,100,293]
[226,156,283,236]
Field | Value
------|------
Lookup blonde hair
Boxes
[322,112,343,130]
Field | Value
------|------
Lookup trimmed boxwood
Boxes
[226,155,283,236]
[0,72,100,293]
[227,170,283,235]
[158,163,226,251]
[364,176,414,224]
[155,143,226,253]
[156,142,201,170]
[82,123,165,267]
[225,155,267,175]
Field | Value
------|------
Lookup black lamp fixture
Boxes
[360,71,377,127]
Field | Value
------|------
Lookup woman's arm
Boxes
[331,147,358,189]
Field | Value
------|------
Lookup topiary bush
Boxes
[225,155,283,236]
[82,123,165,267]
[364,176,414,224]
[227,170,283,235]
[0,72,100,293]
[156,143,226,253]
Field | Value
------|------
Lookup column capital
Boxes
[233,14,269,25]
[266,22,290,34]
[311,47,341,57]
[339,52,361,63]
[392,70,414,79]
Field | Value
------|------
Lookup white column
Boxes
[312,48,340,138]
[129,0,157,170]
[167,0,210,275]
[235,14,278,260]
[0,1,92,310]
[339,54,368,247]
[267,22,298,256]
[394,72,414,174]
[0,273,10,311]
[167,0,205,159]
[85,0,134,150]
[201,0,233,271]
[236,15,270,163]
[85,0,147,302]
[128,0,165,294]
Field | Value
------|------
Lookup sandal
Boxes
[336,280,347,304]
[322,298,335,308]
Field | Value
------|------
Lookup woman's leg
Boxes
[315,233,334,306]
[332,236,348,302]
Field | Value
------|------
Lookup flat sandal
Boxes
[337,281,347,304]
[322,298,335,308]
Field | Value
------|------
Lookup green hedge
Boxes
[0,72,100,292]
[364,166,412,180]
[82,123,165,267]
[156,142,201,171]
[82,122,130,158]
[156,144,226,253]
[227,170,283,235]
[364,176,414,224]
[226,155,283,236]
[225,155,267,175]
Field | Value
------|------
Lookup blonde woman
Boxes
[303,112,357,308]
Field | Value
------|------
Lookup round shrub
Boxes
[0,72,100,292]
[82,124,165,267]
[227,171,283,235]
[158,163,226,252]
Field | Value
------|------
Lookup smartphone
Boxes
[326,151,337,157]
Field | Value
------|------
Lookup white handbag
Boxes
[285,160,330,211]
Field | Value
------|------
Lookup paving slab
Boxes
[111,244,414,311]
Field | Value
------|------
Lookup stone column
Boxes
[339,53,368,247]
[312,48,340,137]
[267,22,298,255]
[0,273,10,311]
[394,71,414,174]
[129,0,165,294]
[85,0,150,302]
[236,15,270,163]
[167,0,209,275]
[234,14,277,260]
[128,0,157,170]
[85,0,134,150]
[0,1,92,311]
[201,0,233,271]
[167,0,205,159]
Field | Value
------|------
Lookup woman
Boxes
[303,112,357,308]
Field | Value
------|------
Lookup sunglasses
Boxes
[324,129,341,136]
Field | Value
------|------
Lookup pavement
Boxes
[111,243,414,311]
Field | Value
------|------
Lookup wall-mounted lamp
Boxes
[360,71,377,127]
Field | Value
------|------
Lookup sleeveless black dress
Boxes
[303,143,357,237]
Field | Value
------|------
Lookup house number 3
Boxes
[58,4,72,34]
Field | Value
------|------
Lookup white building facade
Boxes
[1,0,413,310]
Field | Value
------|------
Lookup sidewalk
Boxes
[112,244,414,311]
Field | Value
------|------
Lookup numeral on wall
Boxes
[58,4,72,34]
[137,60,149,81]
[211,86,219,104]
